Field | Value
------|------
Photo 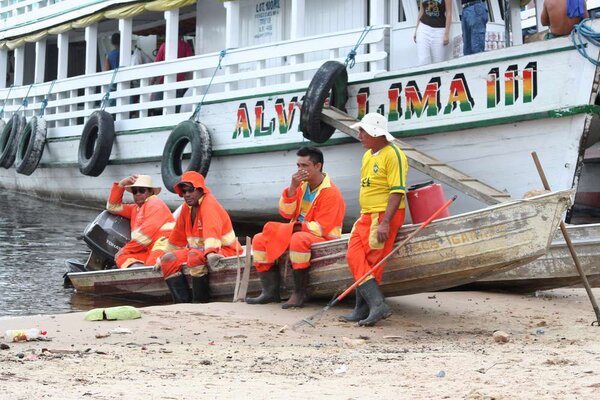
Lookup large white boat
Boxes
[0,0,598,224]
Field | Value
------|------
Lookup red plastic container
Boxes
[407,181,450,224]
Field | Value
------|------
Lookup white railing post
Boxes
[164,9,178,114]
[57,32,69,79]
[13,46,24,86]
[85,24,97,112]
[289,0,305,83]
[34,39,46,83]
[224,0,239,91]
[369,0,385,72]
[510,0,523,46]
[0,49,7,89]
[118,18,132,120]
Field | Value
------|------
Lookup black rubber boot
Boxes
[281,268,309,309]
[165,272,192,303]
[245,267,281,304]
[338,289,369,322]
[192,274,210,303]
[357,279,392,326]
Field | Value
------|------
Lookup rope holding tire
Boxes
[0,113,25,169]
[300,61,348,144]
[161,120,212,193]
[15,115,47,176]
[78,110,115,177]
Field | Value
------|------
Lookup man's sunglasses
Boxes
[179,186,197,194]
[131,187,149,195]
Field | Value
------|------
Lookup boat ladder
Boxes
[321,107,513,205]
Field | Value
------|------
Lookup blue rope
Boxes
[101,66,119,110]
[16,84,33,113]
[39,80,56,117]
[191,49,229,122]
[570,19,600,66]
[0,85,13,116]
[345,26,372,69]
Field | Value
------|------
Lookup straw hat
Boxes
[350,112,395,142]
[124,175,162,195]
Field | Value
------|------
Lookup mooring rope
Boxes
[345,26,373,69]
[571,18,600,66]
[100,66,119,111]
[190,48,229,122]
[16,84,33,113]
[39,80,56,117]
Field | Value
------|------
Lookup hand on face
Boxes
[291,169,310,190]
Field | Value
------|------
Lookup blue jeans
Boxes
[462,3,488,55]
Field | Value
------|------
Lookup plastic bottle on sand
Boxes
[4,328,47,342]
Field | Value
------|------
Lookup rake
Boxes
[293,195,457,330]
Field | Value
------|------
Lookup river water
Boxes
[0,190,111,317]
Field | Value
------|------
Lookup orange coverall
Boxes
[106,183,174,268]
[253,174,345,272]
[161,193,242,278]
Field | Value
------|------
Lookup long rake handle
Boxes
[331,195,457,306]
[531,152,600,324]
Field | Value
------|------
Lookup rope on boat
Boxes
[16,84,33,113]
[190,48,229,123]
[39,80,56,117]
[344,26,372,69]
[100,66,119,111]
[0,84,13,117]
[570,18,600,66]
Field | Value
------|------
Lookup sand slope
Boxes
[1,289,600,399]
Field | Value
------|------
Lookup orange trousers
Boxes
[253,231,326,272]
[115,236,169,269]
[346,209,405,283]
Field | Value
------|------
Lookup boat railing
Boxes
[0,25,389,137]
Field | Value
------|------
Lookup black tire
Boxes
[300,61,348,144]
[161,120,212,193]
[0,113,24,168]
[78,110,115,177]
[15,116,47,175]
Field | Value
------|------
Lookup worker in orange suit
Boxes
[156,171,242,303]
[106,175,174,269]
[246,147,346,308]
[341,113,408,327]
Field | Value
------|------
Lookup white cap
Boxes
[350,112,395,142]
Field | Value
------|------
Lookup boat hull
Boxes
[67,190,572,300]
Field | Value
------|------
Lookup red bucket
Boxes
[407,181,450,224]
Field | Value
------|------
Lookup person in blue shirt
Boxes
[104,33,120,71]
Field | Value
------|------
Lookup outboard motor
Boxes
[64,211,131,286]
[83,211,131,264]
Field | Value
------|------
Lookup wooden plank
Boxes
[321,107,512,205]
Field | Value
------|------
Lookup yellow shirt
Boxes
[359,144,408,214]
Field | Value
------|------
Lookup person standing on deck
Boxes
[414,0,453,65]
[106,175,174,269]
[156,171,242,304]
[341,113,409,327]
[103,33,120,71]
[541,0,588,39]
[246,147,346,308]
[460,0,488,55]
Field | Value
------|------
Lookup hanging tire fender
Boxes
[0,113,25,168]
[78,110,115,177]
[161,120,212,193]
[300,61,348,144]
[15,115,47,176]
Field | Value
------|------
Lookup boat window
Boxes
[497,0,505,22]
[398,0,407,22]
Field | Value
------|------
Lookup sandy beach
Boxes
[1,288,599,399]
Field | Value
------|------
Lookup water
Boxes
[0,190,98,317]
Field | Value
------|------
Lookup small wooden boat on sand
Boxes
[66,190,572,301]
[450,223,600,293]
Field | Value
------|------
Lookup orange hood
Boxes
[174,171,210,196]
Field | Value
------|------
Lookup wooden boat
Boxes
[0,0,598,224]
[66,190,572,301]
[450,223,600,292]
